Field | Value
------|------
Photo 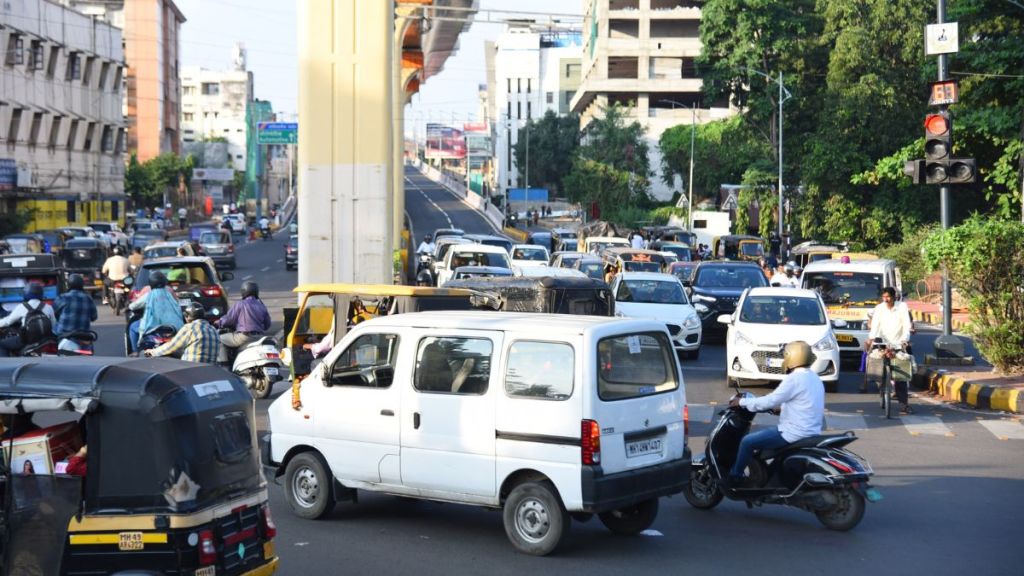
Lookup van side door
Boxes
[401,330,500,498]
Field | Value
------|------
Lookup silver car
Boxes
[198,230,236,269]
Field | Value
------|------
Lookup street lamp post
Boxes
[663,99,697,231]
[743,68,792,253]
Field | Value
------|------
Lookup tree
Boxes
[922,217,1024,375]
[512,110,580,195]
[124,153,155,206]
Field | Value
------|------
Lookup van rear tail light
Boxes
[261,504,277,539]
[581,419,601,465]
[198,529,217,566]
[683,405,689,438]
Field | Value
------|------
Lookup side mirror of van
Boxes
[717,314,732,325]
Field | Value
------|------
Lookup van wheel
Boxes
[284,452,336,519]
[503,481,569,556]
[598,498,659,535]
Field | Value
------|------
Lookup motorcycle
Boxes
[124,307,177,356]
[108,279,129,315]
[260,226,272,241]
[223,335,285,399]
[58,330,98,356]
[0,327,57,357]
[683,391,879,531]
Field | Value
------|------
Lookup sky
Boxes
[175,0,582,121]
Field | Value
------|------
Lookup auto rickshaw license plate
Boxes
[119,532,144,551]
[836,333,854,343]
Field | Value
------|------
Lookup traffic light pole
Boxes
[937,0,953,337]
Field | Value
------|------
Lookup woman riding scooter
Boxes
[127,271,184,353]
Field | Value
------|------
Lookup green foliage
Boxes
[124,153,154,206]
[648,206,685,226]
[563,158,648,225]
[0,209,35,237]
[124,153,193,208]
[578,104,651,180]
[877,224,938,292]
[512,111,580,195]
[922,217,1024,375]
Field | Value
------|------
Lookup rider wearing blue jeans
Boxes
[727,341,825,486]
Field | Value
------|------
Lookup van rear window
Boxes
[597,332,679,401]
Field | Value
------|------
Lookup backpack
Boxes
[20,301,53,344]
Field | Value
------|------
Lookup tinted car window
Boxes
[740,295,826,325]
[450,251,511,269]
[694,266,767,288]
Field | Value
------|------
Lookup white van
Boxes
[264,311,690,556]
[801,258,903,361]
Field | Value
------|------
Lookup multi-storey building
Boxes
[180,45,254,169]
[0,0,127,228]
[488,22,582,198]
[63,0,186,161]
[572,0,734,200]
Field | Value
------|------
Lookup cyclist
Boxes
[865,287,914,414]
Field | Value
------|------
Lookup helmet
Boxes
[112,245,124,256]
[781,341,814,372]
[183,301,206,322]
[23,282,43,301]
[416,269,433,286]
[241,281,259,299]
[784,261,797,275]
[424,234,432,242]
[67,274,85,291]
[148,271,168,289]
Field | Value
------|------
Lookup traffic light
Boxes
[903,159,925,185]
[924,111,951,184]
[947,157,976,184]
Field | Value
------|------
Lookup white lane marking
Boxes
[242,275,253,280]
[640,530,663,537]
[978,419,1024,440]
[901,415,955,437]
[276,258,283,263]
[825,412,869,431]
[687,405,716,424]
[260,266,270,272]
[405,176,453,228]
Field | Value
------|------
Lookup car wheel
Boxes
[503,481,569,556]
[284,452,336,520]
[598,498,659,536]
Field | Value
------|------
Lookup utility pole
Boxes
[777,71,785,253]
[688,103,695,231]
[937,0,953,338]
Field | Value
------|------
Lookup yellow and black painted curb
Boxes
[909,308,970,332]
[912,367,1022,414]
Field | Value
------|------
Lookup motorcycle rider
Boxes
[128,246,144,269]
[771,261,800,288]
[145,302,221,363]
[865,286,915,413]
[53,274,97,337]
[416,234,435,257]
[101,245,130,305]
[725,340,825,486]
[0,283,56,357]
[127,271,184,353]
[215,281,272,363]
[259,215,271,239]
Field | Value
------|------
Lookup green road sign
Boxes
[258,122,298,144]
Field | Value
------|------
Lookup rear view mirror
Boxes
[219,271,234,282]
[717,314,732,325]
[831,319,847,329]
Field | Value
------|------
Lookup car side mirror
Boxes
[717,314,732,325]
[219,271,234,282]
[831,318,847,329]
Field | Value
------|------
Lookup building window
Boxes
[506,101,511,119]
[113,66,123,93]
[506,78,511,93]
[183,85,196,96]
[46,45,59,78]
[564,91,573,105]
[98,62,110,90]
[67,52,81,80]
[82,56,95,85]
[48,116,61,149]
[546,92,554,104]
[5,35,24,66]
[7,109,22,143]
[201,82,220,95]
[83,122,95,151]
[517,78,521,93]
[566,63,580,78]
[506,128,512,168]
[28,40,43,71]
[101,126,113,152]
[235,154,243,159]
[115,128,125,153]
[517,101,521,119]
[183,112,194,122]
[66,119,79,149]
[527,78,531,93]
[527,102,531,119]
[28,113,43,147]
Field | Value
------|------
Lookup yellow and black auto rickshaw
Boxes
[712,235,765,262]
[60,237,109,296]
[0,357,279,576]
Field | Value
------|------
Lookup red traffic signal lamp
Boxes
[924,111,952,184]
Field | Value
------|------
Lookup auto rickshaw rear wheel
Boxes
[285,452,336,519]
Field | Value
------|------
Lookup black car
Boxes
[551,228,578,253]
[132,257,233,321]
[285,234,298,270]
[687,261,768,338]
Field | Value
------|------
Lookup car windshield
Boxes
[804,271,883,306]
[512,247,547,261]
[660,245,691,261]
[617,279,688,304]
[694,266,767,289]
[557,254,582,268]
[450,251,510,269]
[200,232,230,244]
[139,263,213,285]
[89,223,111,232]
[63,248,102,266]
[740,295,826,325]
[578,262,603,279]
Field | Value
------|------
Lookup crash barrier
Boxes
[912,367,1022,414]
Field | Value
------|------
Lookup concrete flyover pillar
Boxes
[297,0,394,285]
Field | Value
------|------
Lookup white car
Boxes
[87,221,129,249]
[220,213,247,234]
[510,244,550,269]
[435,243,512,286]
[610,272,702,359]
[720,287,841,391]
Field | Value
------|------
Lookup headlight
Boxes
[693,294,717,303]
[683,314,700,329]
[694,303,710,314]
[813,335,836,351]
[734,331,754,346]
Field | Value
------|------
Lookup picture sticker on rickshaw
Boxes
[194,380,234,398]
[118,531,144,551]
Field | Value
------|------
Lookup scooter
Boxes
[683,391,879,531]
[260,226,272,241]
[124,307,177,356]
[0,327,57,357]
[225,335,285,399]
[58,330,98,356]
[109,279,128,315]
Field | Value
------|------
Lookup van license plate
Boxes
[118,532,143,551]
[195,566,216,576]
[626,437,663,458]
[836,333,854,343]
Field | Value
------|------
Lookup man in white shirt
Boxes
[416,234,435,255]
[101,246,130,305]
[630,232,645,250]
[865,286,915,412]
[0,283,57,356]
[726,341,825,485]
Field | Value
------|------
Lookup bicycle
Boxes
[864,338,910,419]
